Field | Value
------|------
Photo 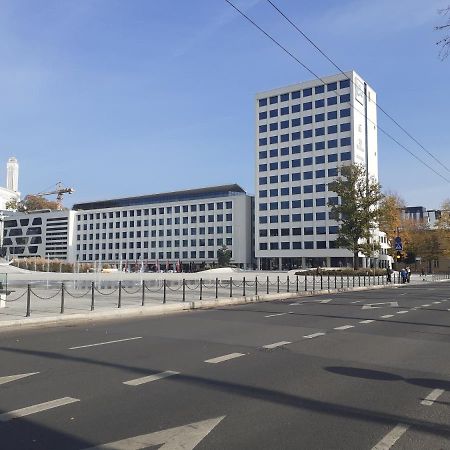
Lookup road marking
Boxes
[422,304,430,307]
[0,397,79,422]
[421,389,445,406]
[359,320,375,324]
[399,293,407,296]
[83,415,225,450]
[396,311,408,314]
[123,370,180,386]
[371,423,409,450]
[0,372,39,386]
[320,298,332,304]
[289,302,303,306]
[205,353,245,364]
[334,325,354,331]
[362,302,398,310]
[303,333,325,339]
[351,301,361,304]
[433,301,441,304]
[264,313,286,318]
[262,341,292,349]
[380,314,394,319]
[69,336,143,350]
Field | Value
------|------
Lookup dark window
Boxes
[280,93,289,102]
[315,99,325,108]
[340,108,351,117]
[269,95,278,104]
[303,87,312,96]
[340,122,351,132]
[259,98,267,107]
[291,90,301,99]
[327,82,337,91]
[315,85,325,94]
[341,151,352,161]
[340,79,350,89]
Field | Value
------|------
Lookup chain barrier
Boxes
[4,289,28,302]
[121,285,142,295]
[185,282,200,291]
[232,281,243,287]
[30,287,62,300]
[64,288,92,298]
[144,282,164,293]
[94,286,120,296]
[166,283,183,292]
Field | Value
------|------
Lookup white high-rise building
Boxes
[255,70,387,270]
[6,157,19,193]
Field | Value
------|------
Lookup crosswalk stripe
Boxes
[123,371,180,386]
[0,372,39,386]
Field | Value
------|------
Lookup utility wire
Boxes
[224,0,450,184]
[266,0,450,174]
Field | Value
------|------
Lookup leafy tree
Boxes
[328,164,384,270]
[6,195,59,212]
[436,199,450,257]
[217,246,232,267]
[436,6,450,59]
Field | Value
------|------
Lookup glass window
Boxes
[303,87,312,96]
[270,175,278,183]
[327,82,337,91]
[259,138,267,146]
[270,95,278,104]
[281,215,289,223]
[315,169,325,178]
[259,203,267,211]
[329,225,339,234]
[340,79,350,89]
[281,201,289,209]
[259,111,267,120]
[281,147,289,156]
[259,243,268,250]
[315,141,325,151]
[259,190,267,197]
[292,132,301,140]
[281,120,289,129]
[316,183,326,192]
[292,173,301,181]
[270,242,279,250]
[317,241,327,249]
[303,157,313,166]
[327,111,337,120]
[292,159,301,167]
[259,150,267,159]
[341,137,351,146]
[328,168,338,177]
[315,99,325,108]
[303,185,313,194]
[304,241,314,249]
[291,145,301,154]
[328,125,338,134]
[303,115,313,125]
[292,186,301,195]
[315,113,325,122]
[259,216,267,224]
[281,134,289,142]
[303,130,312,138]
[340,122,351,132]
[269,162,278,170]
[291,104,301,113]
[259,163,267,172]
[270,215,279,223]
[269,122,278,131]
[259,98,267,107]
[280,106,289,115]
[281,242,290,249]
[292,200,301,208]
[327,96,337,106]
[304,213,314,221]
[270,188,278,196]
[303,101,312,111]
[328,139,338,149]
[303,143,313,152]
[259,124,267,133]
[340,93,350,103]
[316,198,326,207]
[304,171,313,180]
[291,118,301,127]
[270,136,278,144]
[315,155,325,164]
[280,174,289,182]
[280,187,289,195]
[292,214,301,222]
[291,90,301,99]
[315,127,325,136]
[340,108,351,117]
[316,212,326,220]
[315,85,325,94]
[304,199,313,207]
[270,109,278,118]
[328,153,338,162]
[280,160,289,169]
[270,202,278,210]
[270,148,278,157]
[280,93,289,102]
[340,151,352,161]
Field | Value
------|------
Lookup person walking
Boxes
[400,268,407,284]
[406,266,411,283]
[386,266,392,283]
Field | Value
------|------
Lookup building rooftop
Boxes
[72,184,247,211]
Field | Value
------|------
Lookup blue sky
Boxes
[0,0,448,208]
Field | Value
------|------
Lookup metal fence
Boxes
[1,273,449,319]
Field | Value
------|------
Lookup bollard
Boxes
[183,279,186,302]
[320,275,323,291]
[230,277,232,298]
[368,274,371,286]
[141,280,145,306]
[305,274,308,292]
[215,278,218,299]
[60,282,65,314]
[363,275,366,287]
[287,275,290,293]
[255,276,258,295]
[358,275,361,287]
[118,281,122,308]
[328,274,330,290]
[26,284,31,317]
[91,281,95,311]
[352,275,355,288]
[163,279,166,304]
[334,274,337,289]
[266,276,269,294]
[277,276,280,293]
[341,274,343,289]
[296,275,299,292]
[313,275,316,291]
[243,277,246,297]
[347,275,349,288]
[200,278,203,300]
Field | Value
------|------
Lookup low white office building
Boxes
[255,70,390,270]
[72,184,254,270]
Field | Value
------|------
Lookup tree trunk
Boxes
[353,250,359,270]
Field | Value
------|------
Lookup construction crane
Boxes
[35,182,75,210]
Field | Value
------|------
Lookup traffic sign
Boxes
[394,236,402,251]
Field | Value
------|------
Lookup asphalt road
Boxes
[0,281,450,449]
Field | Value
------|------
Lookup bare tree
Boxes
[436,6,450,59]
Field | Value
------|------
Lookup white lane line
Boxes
[264,313,287,318]
[320,299,332,304]
[351,301,361,304]
[0,372,39,386]
[69,336,142,350]
[433,301,441,304]
[303,333,325,339]
[421,388,445,406]
[289,302,302,306]
[380,314,394,319]
[396,311,408,314]
[334,325,354,331]
[371,423,409,450]
[205,353,245,364]
[262,341,292,349]
[399,293,407,296]
[124,370,180,386]
[422,304,430,307]
[359,320,375,324]
[0,397,79,422]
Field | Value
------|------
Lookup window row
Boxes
[259,106,351,121]
[259,120,350,134]
[258,211,338,223]
[259,168,340,181]
[259,241,337,250]
[258,80,351,106]
[259,226,339,236]
[258,153,351,173]
[79,250,229,261]
[259,134,351,147]
[259,198,334,210]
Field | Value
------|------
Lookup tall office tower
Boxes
[255,71,379,270]
[6,157,19,193]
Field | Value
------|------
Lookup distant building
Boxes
[0,157,20,210]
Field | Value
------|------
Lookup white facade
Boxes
[6,157,19,193]
[1,210,76,261]
[255,71,386,270]
[73,185,254,270]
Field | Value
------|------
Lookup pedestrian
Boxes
[386,266,392,283]
[400,268,407,284]
[406,266,411,283]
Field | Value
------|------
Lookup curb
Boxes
[0,281,412,331]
